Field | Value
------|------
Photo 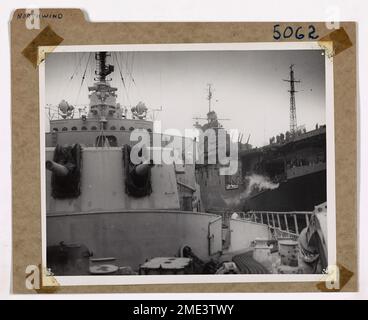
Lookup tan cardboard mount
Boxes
[11,8,357,293]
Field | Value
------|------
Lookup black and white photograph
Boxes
[40,43,335,284]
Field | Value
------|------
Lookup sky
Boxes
[45,49,326,147]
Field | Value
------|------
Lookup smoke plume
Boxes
[242,174,279,198]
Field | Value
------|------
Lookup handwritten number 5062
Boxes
[273,25,318,40]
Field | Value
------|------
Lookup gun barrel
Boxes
[46,160,69,177]
[134,160,154,177]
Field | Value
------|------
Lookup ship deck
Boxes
[232,251,270,274]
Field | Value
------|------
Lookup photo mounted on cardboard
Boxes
[39,42,336,286]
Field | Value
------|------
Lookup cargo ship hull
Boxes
[244,169,326,212]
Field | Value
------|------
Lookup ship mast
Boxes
[193,84,230,128]
[207,83,213,114]
[88,52,118,128]
[94,52,114,83]
[283,64,300,134]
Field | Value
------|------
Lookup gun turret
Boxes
[46,160,70,177]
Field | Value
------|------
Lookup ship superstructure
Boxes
[241,124,326,212]
[193,84,248,213]
[46,52,153,148]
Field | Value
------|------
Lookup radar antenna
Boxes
[193,84,230,127]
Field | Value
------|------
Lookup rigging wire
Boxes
[75,52,92,105]
[114,52,127,88]
[130,52,136,86]
[126,52,140,104]
[70,52,86,81]
[114,52,132,107]
[125,52,136,90]
[56,52,85,107]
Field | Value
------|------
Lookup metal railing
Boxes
[247,210,314,239]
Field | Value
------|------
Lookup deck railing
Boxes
[247,210,314,239]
